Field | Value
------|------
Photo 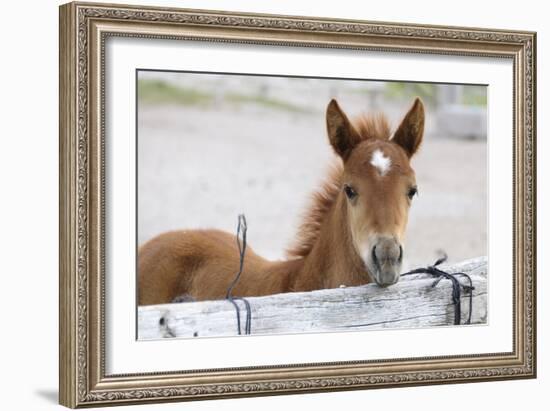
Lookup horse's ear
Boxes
[392,98,425,157]
[326,99,362,161]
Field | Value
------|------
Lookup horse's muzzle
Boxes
[368,236,403,287]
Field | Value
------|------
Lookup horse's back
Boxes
[138,229,268,305]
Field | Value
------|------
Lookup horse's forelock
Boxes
[353,113,392,142]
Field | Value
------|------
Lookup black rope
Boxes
[225,214,252,335]
[401,254,475,325]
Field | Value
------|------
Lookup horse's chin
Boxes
[373,274,400,287]
[365,261,401,287]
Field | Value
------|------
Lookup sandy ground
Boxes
[138,104,486,269]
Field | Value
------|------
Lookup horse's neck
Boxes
[292,194,366,290]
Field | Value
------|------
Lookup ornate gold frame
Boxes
[59,1,536,408]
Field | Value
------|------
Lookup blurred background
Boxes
[137,71,487,269]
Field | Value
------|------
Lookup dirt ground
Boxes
[137,103,486,269]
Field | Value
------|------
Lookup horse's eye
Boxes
[344,184,358,200]
[407,186,418,200]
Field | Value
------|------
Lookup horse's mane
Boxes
[286,113,391,259]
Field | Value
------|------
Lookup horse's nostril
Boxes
[398,245,403,262]
[371,245,379,268]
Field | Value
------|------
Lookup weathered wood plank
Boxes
[138,256,487,339]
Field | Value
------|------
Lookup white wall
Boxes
[0,0,546,409]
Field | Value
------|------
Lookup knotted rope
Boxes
[401,254,475,325]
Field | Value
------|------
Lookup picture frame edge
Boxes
[58,1,536,407]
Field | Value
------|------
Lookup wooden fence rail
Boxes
[138,256,487,339]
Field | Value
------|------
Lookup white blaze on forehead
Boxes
[370,149,391,176]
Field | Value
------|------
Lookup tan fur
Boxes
[138,99,425,305]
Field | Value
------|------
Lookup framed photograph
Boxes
[59,1,536,408]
